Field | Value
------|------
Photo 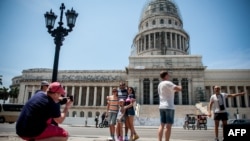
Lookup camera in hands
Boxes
[69,95,73,102]
[59,95,74,105]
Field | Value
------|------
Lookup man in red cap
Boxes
[16,82,72,141]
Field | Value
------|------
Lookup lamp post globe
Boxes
[44,3,78,82]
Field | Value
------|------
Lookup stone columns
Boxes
[170,32,172,48]
[175,33,177,49]
[188,78,192,105]
[93,86,97,106]
[78,86,82,106]
[86,86,89,106]
[178,78,182,105]
[227,86,232,107]
[236,86,241,107]
[101,86,105,106]
[109,86,113,96]
[244,86,249,107]
[165,32,168,48]
[31,86,35,97]
[150,78,153,104]
[153,33,156,48]
[178,35,181,49]
[140,78,144,104]
[18,84,26,104]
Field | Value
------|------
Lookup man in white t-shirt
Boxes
[157,71,182,141]
[208,85,245,141]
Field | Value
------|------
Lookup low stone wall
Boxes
[63,117,215,127]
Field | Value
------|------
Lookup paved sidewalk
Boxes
[0,125,213,141]
[0,135,195,141]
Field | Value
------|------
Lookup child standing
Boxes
[116,99,125,141]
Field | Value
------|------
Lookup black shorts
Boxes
[214,112,228,121]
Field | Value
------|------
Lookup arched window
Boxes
[168,19,171,24]
[95,111,100,116]
[80,111,84,117]
[73,111,77,117]
[152,20,156,25]
[160,19,164,24]
[88,111,92,117]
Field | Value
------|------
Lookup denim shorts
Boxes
[108,112,117,125]
[126,108,135,116]
[159,109,175,124]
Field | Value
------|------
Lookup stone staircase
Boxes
[137,104,202,118]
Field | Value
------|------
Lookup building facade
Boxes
[11,0,250,120]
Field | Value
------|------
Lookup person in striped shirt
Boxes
[106,88,119,141]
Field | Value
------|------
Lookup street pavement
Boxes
[0,134,206,141]
[0,124,217,141]
[0,135,197,141]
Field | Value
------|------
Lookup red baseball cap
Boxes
[48,82,66,96]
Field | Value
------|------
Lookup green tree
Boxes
[0,75,2,85]
[9,87,19,99]
[0,87,9,103]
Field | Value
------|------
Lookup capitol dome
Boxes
[140,0,182,23]
[131,0,190,56]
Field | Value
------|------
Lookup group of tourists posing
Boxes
[14,71,246,141]
[106,82,139,141]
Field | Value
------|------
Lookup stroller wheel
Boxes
[99,123,103,128]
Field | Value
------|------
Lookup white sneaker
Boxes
[108,137,113,141]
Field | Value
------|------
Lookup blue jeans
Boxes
[159,109,175,124]
[108,112,117,125]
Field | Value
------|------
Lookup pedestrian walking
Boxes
[95,116,99,128]
[101,112,106,123]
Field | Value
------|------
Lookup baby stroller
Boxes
[196,114,207,130]
[183,114,196,130]
[99,117,109,128]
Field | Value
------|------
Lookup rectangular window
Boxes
[89,87,94,106]
[81,87,86,106]
[96,87,102,106]
[143,78,150,104]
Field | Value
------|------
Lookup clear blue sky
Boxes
[0,0,250,88]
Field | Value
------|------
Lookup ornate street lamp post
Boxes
[44,3,78,82]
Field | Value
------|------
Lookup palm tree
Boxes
[0,87,9,104]
[0,75,2,85]
[9,87,19,103]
